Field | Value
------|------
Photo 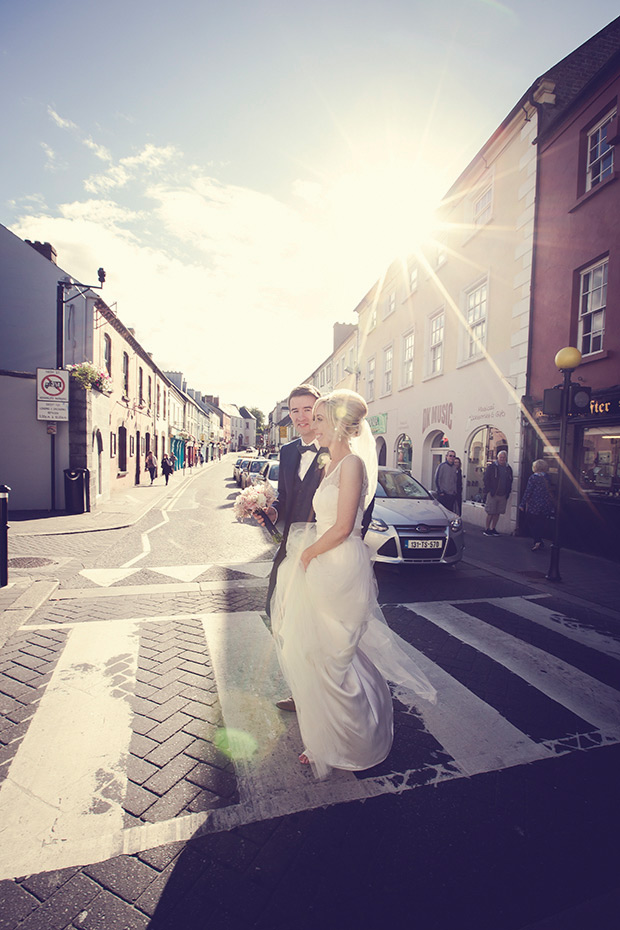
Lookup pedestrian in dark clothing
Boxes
[483,450,513,535]
[453,457,463,515]
[435,450,458,512]
[145,451,156,485]
[162,454,174,486]
[519,459,554,550]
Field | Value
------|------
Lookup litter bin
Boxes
[64,468,90,514]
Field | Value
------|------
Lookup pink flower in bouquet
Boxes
[234,483,282,541]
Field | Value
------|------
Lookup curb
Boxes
[0,580,59,649]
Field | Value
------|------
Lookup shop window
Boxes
[465,426,507,502]
[395,434,412,471]
[579,426,620,497]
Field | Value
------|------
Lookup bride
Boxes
[271,389,436,779]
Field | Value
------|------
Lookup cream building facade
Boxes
[355,96,540,531]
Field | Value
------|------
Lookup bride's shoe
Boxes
[299,751,310,765]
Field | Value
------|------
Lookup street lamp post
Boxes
[546,346,582,582]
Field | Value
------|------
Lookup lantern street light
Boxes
[546,346,582,582]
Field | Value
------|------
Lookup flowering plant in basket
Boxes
[234,483,282,542]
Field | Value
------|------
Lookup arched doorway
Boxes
[422,430,451,488]
[465,425,508,503]
[395,434,412,471]
[375,436,387,466]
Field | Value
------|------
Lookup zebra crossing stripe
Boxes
[0,621,139,879]
[404,601,620,739]
[495,596,620,662]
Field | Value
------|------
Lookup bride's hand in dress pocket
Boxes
[300,546,316,571]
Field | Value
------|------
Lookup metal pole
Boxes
[51,433,56,511]
[0,485,10,588]
[546,368,572,582]
[56,282,65,369]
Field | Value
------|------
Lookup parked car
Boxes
[240,458,269,489]
[232,456,244,479]
[234,458,251,485]
[364,467,464,566]
[267,452,279,460]
[253,460,279,492]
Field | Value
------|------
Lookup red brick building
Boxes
[526,23,620,557]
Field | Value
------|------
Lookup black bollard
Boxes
[0,485,10,588]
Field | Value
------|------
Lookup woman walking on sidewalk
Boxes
[519,459,555,551]
[145,450,156,485]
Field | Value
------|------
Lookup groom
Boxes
[264,383,325,615]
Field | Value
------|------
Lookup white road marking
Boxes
[405,601,620,737]
[0,621,139,879]
[150,565,211,582]
[495,595,620,661]
[79,568,140,587]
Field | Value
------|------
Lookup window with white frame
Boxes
[579,258,607,355]
[473,186,492,225]
[335,361,339,383]
[367,357,376,402]
[429,312,444,375]
[382,344,393,394]
[586,110,616,191]
[402,331,414,386]
[368,306,377,330]
[384,291,396,318]
[409,266,418,292]
[465,280,488,359]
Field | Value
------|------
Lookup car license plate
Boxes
[406,539,443,549]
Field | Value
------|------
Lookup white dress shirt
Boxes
[298,441,319,481]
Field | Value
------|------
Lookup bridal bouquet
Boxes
[234,483,282,542]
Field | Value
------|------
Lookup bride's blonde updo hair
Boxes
[314,389,368,440]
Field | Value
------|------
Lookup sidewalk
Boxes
[7,463,214,537]
[461,520,619,616]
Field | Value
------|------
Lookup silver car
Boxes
[365,468,464,565]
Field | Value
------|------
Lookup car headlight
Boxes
[368,517,389,532]
[450,517,463,532]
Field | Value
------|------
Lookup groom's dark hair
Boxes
[288,383,321,406]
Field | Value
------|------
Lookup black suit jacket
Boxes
[265,438,324,616]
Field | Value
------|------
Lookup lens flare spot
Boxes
[214,727,258,761]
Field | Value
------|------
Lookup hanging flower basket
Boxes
[67,362,113,393]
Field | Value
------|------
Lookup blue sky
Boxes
[2,0,618,413]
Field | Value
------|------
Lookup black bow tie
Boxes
[299,443,317,454]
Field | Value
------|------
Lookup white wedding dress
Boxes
[271,454,436,779]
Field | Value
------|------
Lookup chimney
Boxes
[25,240,57,264]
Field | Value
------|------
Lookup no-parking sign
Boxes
[37,369,69,421]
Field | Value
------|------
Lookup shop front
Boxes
[527,388,620,560]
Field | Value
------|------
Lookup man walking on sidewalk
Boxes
[483,449,513,536]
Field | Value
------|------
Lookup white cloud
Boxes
[47,107,77,131]
[12,140,445,412]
